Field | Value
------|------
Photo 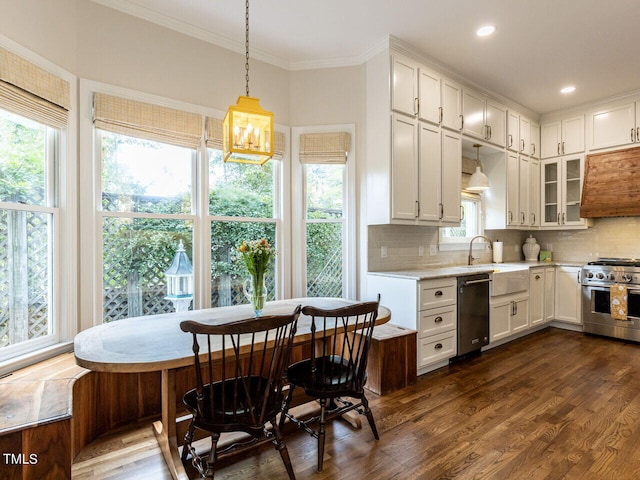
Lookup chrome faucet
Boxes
[468,235,493,265]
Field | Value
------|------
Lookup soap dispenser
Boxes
[523,235,540,262]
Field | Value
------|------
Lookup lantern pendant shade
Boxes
[467,166,490,191]
[223,96,274,165]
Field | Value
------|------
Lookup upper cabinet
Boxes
[367,49,462,226]
[507,110,532,155]
[540,115,584,158]
[541,155,590,229]
[463,88,507,147]
[530,122,540,159]
[587,101,640,151]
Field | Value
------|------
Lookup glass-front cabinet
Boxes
[541,155,588,228]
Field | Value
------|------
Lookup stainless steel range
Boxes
[581,258,640,342]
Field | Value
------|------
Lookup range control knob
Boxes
[622,274,633,282]
[596,272,605,279]
[586,271,594,279]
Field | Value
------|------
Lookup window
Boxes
[0,109,58,359]
[208,148,279,307]
[439,192,483,249]
[98,131,196,322]
[292,127,355,299]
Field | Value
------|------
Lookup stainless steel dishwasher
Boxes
[456,273,490,357]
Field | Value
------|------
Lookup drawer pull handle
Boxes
[435,343,443,350]
[434,316,443,323]
[435,290,443,297]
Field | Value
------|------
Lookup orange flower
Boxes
[238,243,247,252]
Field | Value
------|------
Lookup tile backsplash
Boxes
[367,217,640,272]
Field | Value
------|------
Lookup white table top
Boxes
[74,298,390,373]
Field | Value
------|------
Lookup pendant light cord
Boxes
[245,0,250,97]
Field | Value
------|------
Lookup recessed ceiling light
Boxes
[561,86,576,94]
[476,25,496,37]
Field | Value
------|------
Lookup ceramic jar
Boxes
[523,235,540,262]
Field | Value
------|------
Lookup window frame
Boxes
[438,191,485,251]
[0,37,77,373]
[291,125,356,299]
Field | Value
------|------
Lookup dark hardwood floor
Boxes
[72,327,640,479]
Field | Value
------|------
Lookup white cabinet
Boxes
[490,293,529,342]
[367,50,462,226]
[544,267,555,322]
[554,266,582,324]
[462,88,507,147]
[529,159,540,227]
[530,122,540,159]
[506,152,519,227]
[391,114,461,224]
[391,53,419,117]
[507,111,532,155]
[517,155,530,227]
[530,268,545,327]
[441,77,463,131]
[367,274,457,374]
[587,101,640,151]
[541,115,584,158]
[541,155,589,228]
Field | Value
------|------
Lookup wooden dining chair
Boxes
[179,306,301,480]
[279,297,380,472]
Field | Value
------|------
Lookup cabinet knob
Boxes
[434,316,443,323]
[434,343,443,350]
[435,290,443,297]
[535,275,541,280]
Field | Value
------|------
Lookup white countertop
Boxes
[368,260,584,281]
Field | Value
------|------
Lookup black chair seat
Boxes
[183,376,281,433]
[286,355,367,397]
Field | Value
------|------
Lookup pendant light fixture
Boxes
[223,0,274,165]
[467,143,490,191]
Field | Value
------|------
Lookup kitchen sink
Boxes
[490,267,529,296]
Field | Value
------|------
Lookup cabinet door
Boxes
[490,302,511,342]
[541,159,560,226]
[486,99,507,148]
[391,54,418,116]
[506,152,519,226]
[418,122,441,222]
[588,102,635,150]
[440,130,462,224]
[520,116,531,154]
[518,156,530,226]
[544,267,555,322]
[530,269,545,327]
[561,156,584,226]
[541,121,561,159]
[507,110,520,151]
[554,266,581,324]
[530,123,540,159]
[529,159,540,227]
[462,89,486,139]
[391,114,419,220]
[441,77,463,131]
[418,66,441,125]
[511,298,530,334]
[561,115,584,155]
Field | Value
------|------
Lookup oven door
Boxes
[582,285,640,340]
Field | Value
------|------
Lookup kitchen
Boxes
[3,1,640,479]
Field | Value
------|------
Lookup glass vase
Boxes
[243,276,267,317]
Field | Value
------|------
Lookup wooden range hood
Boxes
[580,145,640,218]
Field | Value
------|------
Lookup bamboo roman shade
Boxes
[93,93,203,149]
[205,117,285,159]
[0,46,70,128]
[299,132,351,164]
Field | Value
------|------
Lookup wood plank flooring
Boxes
[72,327,640,479]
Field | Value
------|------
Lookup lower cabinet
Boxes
[554,266,582,324]
[530,266,555,327]
[367,274,457,375]
[490,293,529,343]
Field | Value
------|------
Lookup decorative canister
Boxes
[523,235,540,262]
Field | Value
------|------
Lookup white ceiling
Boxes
[93,0,640,115]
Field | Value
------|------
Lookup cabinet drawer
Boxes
[419,305,456,337]
[419,278,456,310]
[418,331,457,367]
